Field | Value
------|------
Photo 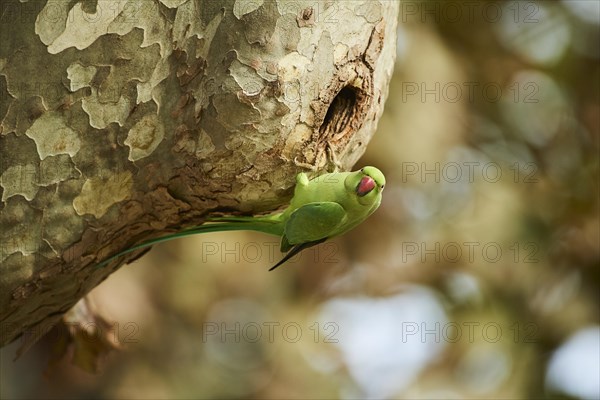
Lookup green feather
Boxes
[283,202,346,247]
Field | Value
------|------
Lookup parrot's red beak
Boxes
[356,176,376,197]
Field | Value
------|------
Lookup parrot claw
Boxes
[326,142,343,173]
[293,156,319,171]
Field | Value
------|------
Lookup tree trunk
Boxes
[0,0,398,347]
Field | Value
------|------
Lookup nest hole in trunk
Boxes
[319,85,361,136]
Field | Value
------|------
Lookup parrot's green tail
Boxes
[97,214,284,268]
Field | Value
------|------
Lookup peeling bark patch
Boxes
[230,59,265,96]
[34,2,69,47]
[137,58,171,103]
[82,93,131,129]
[233,0,264,19]
[25,113,81,160]
[240,2,278,46]
[67,63,97,91]
[38,155,81,187]
[0,165,39,201]
[124,114,165,161]
[42,0,129,53]
[334,43,349,64]
[73,171,133,219]
[355,1,383,23]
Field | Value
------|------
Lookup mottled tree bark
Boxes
[0,0,398,347]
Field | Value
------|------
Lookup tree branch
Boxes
[0,0,398,347]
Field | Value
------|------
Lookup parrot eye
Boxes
[381,185,385,190]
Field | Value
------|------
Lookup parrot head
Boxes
[346,166,385,205]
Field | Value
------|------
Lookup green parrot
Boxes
[98,166,385,270]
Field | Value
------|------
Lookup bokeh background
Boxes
[2,1,599,399]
